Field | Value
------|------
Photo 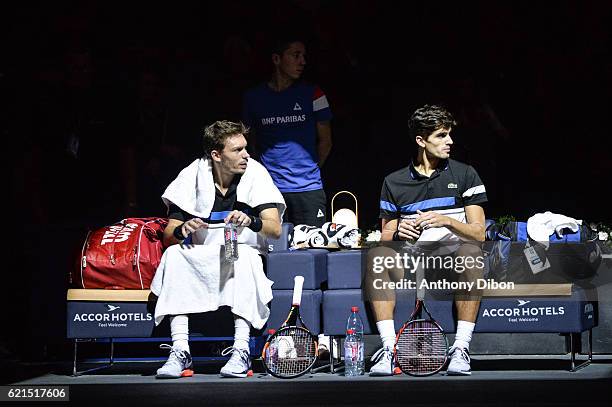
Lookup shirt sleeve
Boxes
[167,204,196,222]
[313,85,333,122]
[379,179,400,220]
[461,166,488,206]
[254,203,277,215]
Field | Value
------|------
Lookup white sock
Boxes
[233,316,251,352]
[376,320,396,349]
[170,315,190,353]
[453,320,475,351]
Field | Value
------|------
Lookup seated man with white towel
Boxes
[151,120,285,379]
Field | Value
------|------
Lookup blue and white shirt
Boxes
[379,159,487,241]
[242,81,332,193]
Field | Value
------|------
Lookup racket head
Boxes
[262,326,318,379]
[395,318,448,376]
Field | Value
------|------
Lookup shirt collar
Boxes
[408,159,449,180]
[215,174,242,197]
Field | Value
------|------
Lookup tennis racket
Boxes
[261,276,319,378]
[395,264,448,376]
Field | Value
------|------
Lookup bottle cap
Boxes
[351,306,359,312]
[346,329,355,335]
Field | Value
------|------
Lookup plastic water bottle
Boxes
[224,222,239,261]
[347,306,364,337]
[266,329,277,368]
[344,329,364,376]
[344,306,365,376]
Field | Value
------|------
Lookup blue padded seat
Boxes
[327,250,363,289]
[266,249,328,290]
[268,289,322,335]
[322,289,417,335]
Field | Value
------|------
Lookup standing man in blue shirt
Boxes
[242,35,333,227]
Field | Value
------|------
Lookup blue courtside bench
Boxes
[320,222,600,372]
[67,221,602,375]
[321,263,596,372]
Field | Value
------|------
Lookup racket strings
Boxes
[264,327,317,377]
[396,320,447,375]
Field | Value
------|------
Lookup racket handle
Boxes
[415,265,425,300]
[292,276,305,305]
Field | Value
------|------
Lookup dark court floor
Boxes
[4,355,612,406]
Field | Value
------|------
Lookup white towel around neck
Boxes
[161,157,286,220]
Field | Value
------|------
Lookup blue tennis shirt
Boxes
[242,81,332,193]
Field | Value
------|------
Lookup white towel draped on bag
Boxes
[527,211,582,249]
[150,157,285,329]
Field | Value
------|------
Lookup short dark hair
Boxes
[202,120,248,158]
[408,105,457,140]
[270,33,306,56]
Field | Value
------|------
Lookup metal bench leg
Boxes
[329,335,334,373]
[311,335,343,374]
[570,330,592,372]
[329,336,345,374]
[72,338,116,377]
[72,340,78,377]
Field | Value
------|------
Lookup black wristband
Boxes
[248,215,263,232]
[173,223,187,240]
[392,231,401,241]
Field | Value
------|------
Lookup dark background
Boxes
[2,1,611,364]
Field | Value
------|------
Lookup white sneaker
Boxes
[220,347,252,378]
[369,346,396,376]
[447,346,471,376]
[156,344,193,379]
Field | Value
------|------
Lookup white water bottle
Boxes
[344,329,364,376]
[346,306,364,337]
[266,329,278,368]
[224,222,239,261]
[344,306,365,376]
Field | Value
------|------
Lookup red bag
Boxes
[72,218,168,289]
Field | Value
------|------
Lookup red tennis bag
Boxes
[72,217,168,289]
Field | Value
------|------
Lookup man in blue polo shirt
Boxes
[368,105,487,376]
[242,35,332,227]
